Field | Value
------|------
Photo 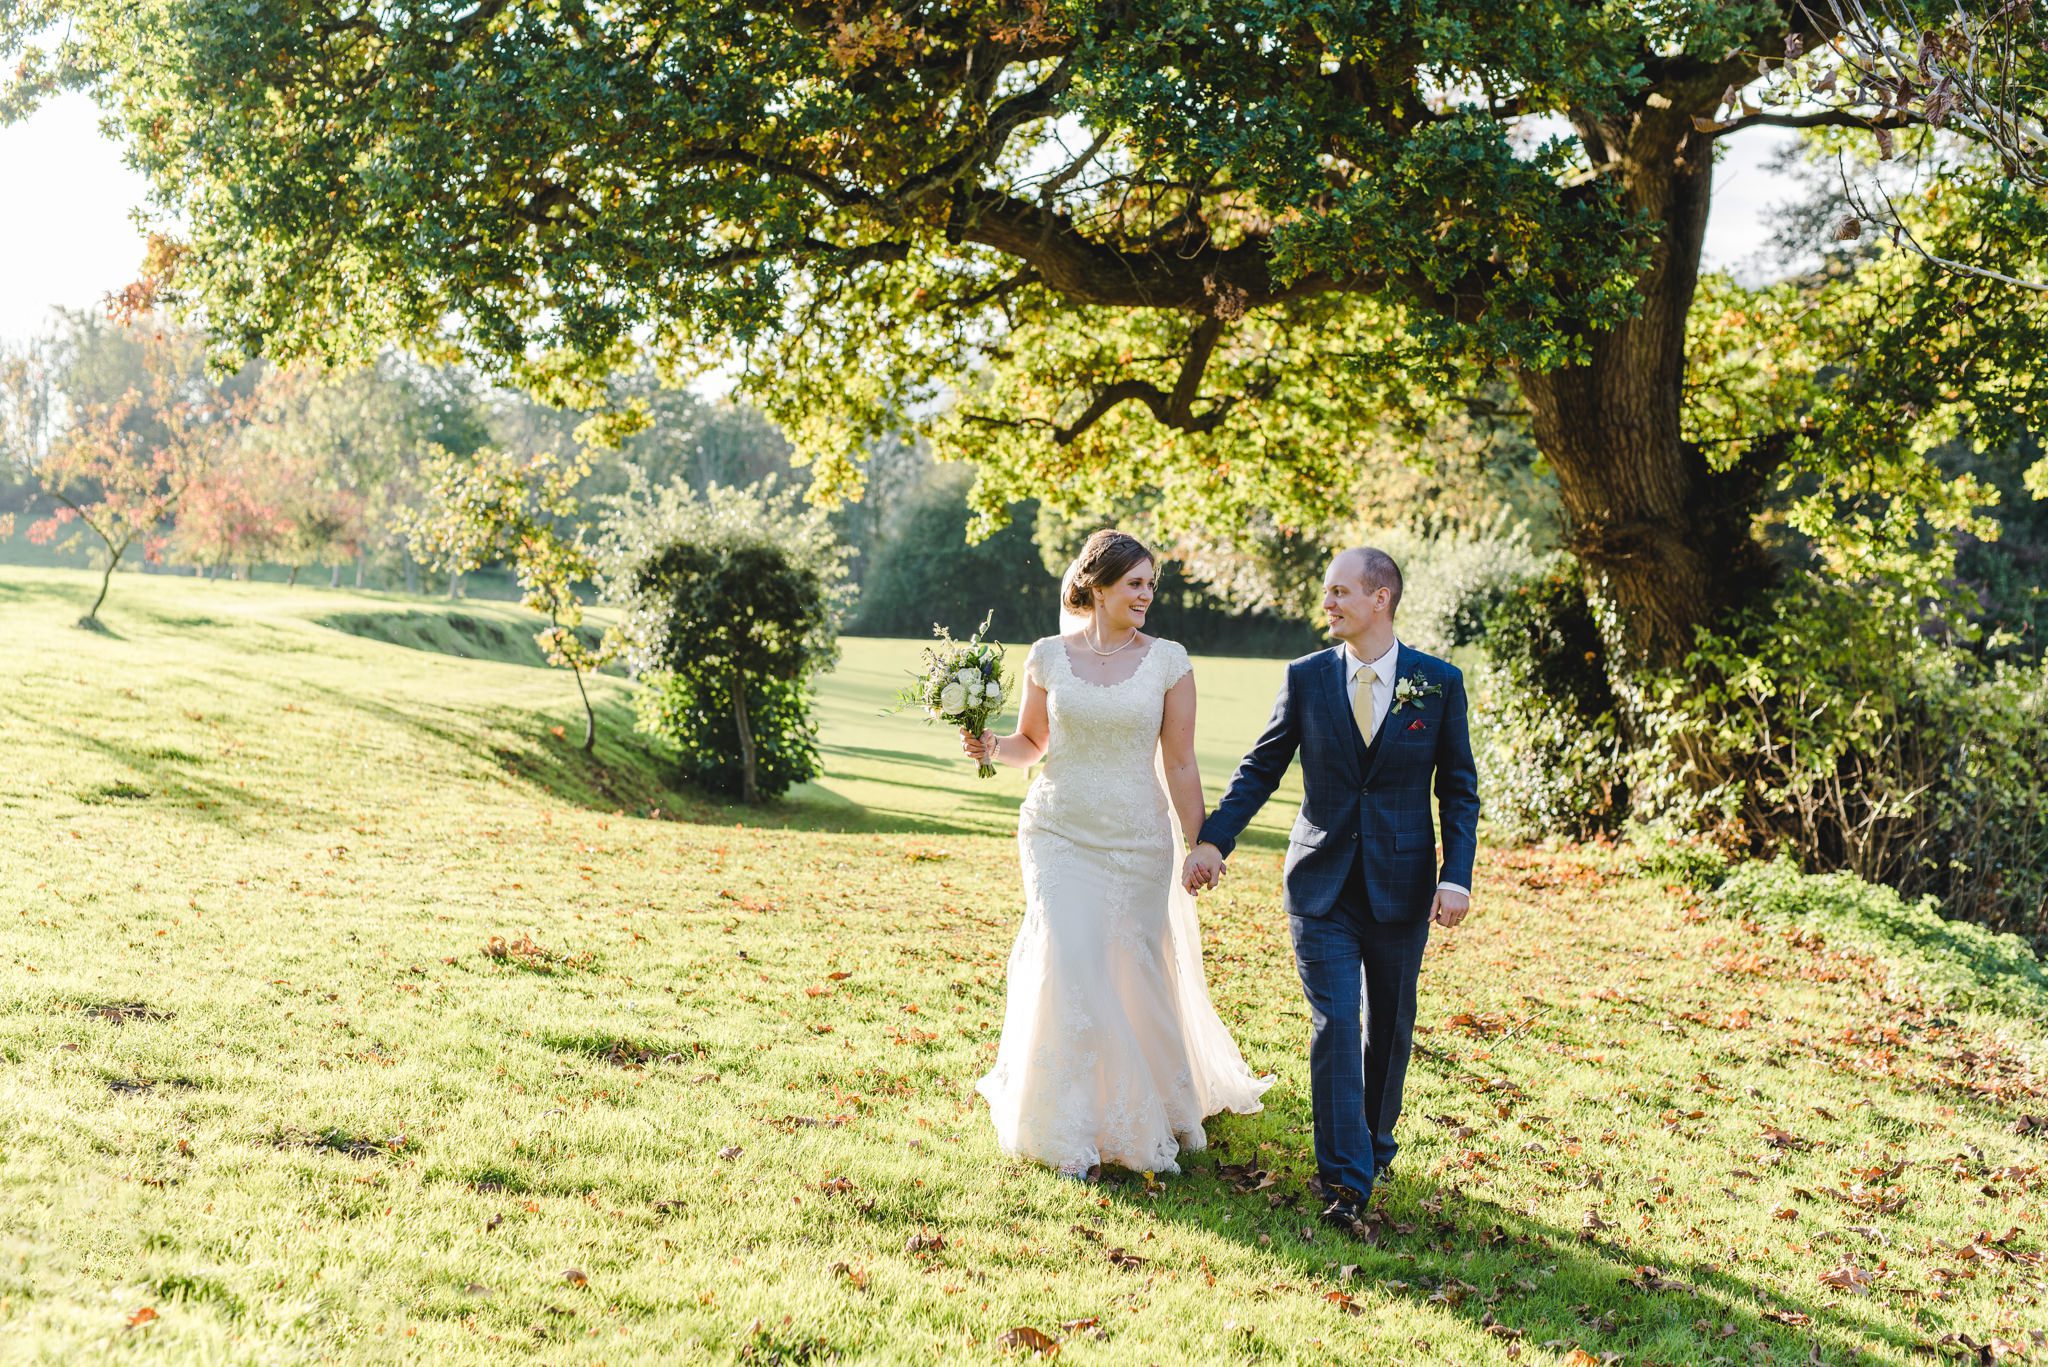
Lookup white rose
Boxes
[956,667,978,684]
[986,681,1003,704]
[965,678,984,701]
[939,682,967,713]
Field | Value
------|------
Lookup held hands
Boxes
[960,728,998,765]
[1181,843,1225,895]
[1429,887,1471,928]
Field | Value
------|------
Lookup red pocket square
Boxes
[1406,718,1428,732]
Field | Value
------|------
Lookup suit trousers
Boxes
[1289,850,1431,1202]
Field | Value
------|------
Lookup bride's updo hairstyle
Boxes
[1064,529,1154,615]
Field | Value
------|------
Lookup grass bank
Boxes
[0,566,2042,1364]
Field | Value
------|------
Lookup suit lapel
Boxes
[1320,646,1364,781]
[1362,642,1416,788]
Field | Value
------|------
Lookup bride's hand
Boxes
[960,728,997,763]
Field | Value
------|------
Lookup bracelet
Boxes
[988,733,1001,763]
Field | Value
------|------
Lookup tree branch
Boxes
[1049,317,1276,444]
[1698,109,1919,139]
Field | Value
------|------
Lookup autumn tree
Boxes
[168,443,289,578]
[7,1,2046,680]
[3,325,252,624]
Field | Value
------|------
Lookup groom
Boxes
[1184,547,1479,1233]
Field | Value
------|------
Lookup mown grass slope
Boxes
[1,565,2042,1365]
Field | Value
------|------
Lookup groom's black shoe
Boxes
[1318,1185,1372,1239]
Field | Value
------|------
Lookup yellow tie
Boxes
[1352,664,1378,746]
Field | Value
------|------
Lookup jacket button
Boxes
[1349,832,1357,841]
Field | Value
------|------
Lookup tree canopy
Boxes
[7,1,2047,673]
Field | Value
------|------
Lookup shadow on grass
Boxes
[823,742,963,773]
[0,705,294,834]
[1108,1138,1921,1366]
[316,609,622,672]
[299,681,1017,837]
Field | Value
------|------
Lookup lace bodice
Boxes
[1021,636,1192,844]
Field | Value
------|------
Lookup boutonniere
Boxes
[1390,672,1443,713]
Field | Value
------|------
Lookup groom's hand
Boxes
[1429,888,1471,928]
[1183,843,1225,894]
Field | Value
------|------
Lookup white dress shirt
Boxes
[1342,639,1470,901]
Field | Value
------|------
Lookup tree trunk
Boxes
[354,554,366,589]
[82,543,119,624]
[404,554,419,595]
[329,563,342,589]
[447,570,461,600]
[731,674,759,805]
[1514,106,1779,682]
[287,564,300,587]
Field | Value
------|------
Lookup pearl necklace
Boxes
[1085,622,1140,656]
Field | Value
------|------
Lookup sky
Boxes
[0,91,1803,350]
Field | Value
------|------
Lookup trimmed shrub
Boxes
[603,481,851,804]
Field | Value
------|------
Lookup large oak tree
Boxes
[6,1,2044,675]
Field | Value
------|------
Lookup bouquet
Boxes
[897,611,1009,778]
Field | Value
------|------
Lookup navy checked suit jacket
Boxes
[1197,643,1480,921]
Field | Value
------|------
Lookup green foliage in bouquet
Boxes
[896,612,1009,779]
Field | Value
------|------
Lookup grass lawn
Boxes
[1,565,2043,1365]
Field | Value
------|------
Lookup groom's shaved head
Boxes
[1330,547,1403,615]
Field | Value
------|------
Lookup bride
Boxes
[960,528,1272,1176]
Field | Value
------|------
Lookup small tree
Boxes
[405,447,617,752]
[31,390,249,623]
[169,444,289,578]
[604,480,852,805]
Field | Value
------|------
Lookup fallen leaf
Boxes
[127,1307,159,1329]
[996,1325,1060,1356]
[718,1145,743,1161]
[904,1231,946,1254]
[562,1268,588,1288]
[1818,1260,1883,1294]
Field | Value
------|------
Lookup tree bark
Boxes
[1514,105,1779,678]
[731,674,759,805]
[82,541,119,624]
[287,564,300,587]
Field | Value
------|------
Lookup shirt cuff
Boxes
[1436,882,1470,898]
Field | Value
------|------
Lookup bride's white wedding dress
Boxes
[976,635,1273,1176]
